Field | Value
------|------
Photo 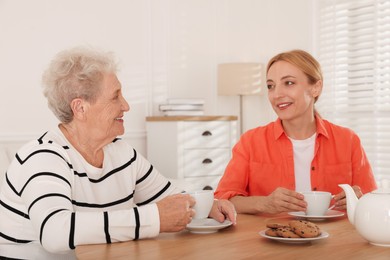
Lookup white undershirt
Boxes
[288,133,316,192]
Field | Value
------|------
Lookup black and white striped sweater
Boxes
[0,127,179,253]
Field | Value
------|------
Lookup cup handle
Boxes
[328,194,336,210]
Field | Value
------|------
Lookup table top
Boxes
[76,213,390,260]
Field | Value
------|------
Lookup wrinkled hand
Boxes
[208,199,237,224]
[157,194,196,232]
[263,187,307,214]
[333,185,363,210]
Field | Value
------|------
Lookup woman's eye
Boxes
[266,84,274,90]
[286,81,294,86]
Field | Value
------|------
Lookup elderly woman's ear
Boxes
[70,98,86,120]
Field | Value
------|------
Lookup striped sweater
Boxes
[0,128,180,253]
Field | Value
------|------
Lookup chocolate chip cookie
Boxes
[288,220,321,238]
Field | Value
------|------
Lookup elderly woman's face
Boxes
[85,73,130,141]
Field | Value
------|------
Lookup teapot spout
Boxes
[339,184,359,225]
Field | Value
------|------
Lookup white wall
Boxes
[0,0,314,156]
[214,0,314,130]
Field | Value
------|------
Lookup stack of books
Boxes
[159,98,205,116]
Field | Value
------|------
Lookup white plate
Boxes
[288,209,345,221]
[259,230,329,244]
[186,218,233,234]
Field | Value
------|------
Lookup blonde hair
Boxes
[266,49,323,102]
[42,46,117,123]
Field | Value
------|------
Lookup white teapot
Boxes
[339,183,390,247]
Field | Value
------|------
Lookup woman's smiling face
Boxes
[266,60,320,122]
[84,73,130,142]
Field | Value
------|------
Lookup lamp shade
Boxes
[218,63,263,96]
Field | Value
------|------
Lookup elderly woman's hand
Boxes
[157,194,196,232]
[208,199,237,224]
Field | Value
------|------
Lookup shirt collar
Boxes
[273,114,329,140]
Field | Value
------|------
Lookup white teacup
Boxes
[188,190,214,219]
[301,191,332,216]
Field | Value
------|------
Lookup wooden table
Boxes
[76,213,390,259]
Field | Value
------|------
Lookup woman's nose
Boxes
[272,85,284,98]
[122,96,130,111]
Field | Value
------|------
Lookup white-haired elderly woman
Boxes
[0,47,236,254]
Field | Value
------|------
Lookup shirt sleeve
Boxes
[350,133,377,193]
[214,135,251,200]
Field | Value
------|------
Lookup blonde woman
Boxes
[215,49,376,215]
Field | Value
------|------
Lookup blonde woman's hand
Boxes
[262,187,307,214]
[333,185,363,210]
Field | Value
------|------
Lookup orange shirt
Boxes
[215,116,377,199]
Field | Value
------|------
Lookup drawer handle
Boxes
[202,130,212,136]
[203,185,213,190]
[202,158,213,164]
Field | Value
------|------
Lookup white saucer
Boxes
[259,230,329,244]
[288,209,345,221]
[186,218,233,234]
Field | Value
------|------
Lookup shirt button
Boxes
[313,187,317,191]
[311,166,315,171]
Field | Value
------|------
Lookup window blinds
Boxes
[317,0,390,180]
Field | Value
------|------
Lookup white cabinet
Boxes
[146,116,237,191]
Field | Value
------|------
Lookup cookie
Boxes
[276,226,301,238]
[265,228,279,237]
[266,223,287,229]
[315,225,322,235]
[288,220,320,238]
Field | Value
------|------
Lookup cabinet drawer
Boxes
[182,121,231,148]
[183,148,230,177]
[183,176,223,191]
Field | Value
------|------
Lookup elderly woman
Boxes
[0,47,236,254]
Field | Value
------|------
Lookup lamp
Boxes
[217,63,264,134]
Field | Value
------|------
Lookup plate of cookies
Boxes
[259,220,329,244]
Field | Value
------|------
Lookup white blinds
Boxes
[317,0,390,180]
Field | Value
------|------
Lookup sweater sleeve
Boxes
[15,142,178,253]
[131,151,182,206]
[71,203,160,245]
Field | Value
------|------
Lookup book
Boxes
[162,110,204,116]
[166,98,205,105]
[159,104,204,111]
